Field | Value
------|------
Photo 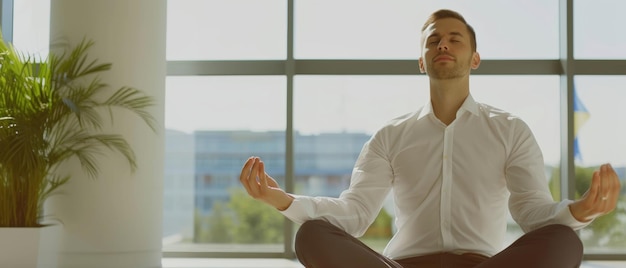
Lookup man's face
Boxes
[419,18,480,80]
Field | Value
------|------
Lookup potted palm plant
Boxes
[0,33,156,267]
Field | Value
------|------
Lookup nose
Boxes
[437,40,449,51]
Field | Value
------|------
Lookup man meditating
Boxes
[239,9,621,268]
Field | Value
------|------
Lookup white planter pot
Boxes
[0,224,62,268]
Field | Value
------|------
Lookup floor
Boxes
[161,258,626,268]
[162,258,303,268]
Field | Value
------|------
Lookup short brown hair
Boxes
[421,9,477,52]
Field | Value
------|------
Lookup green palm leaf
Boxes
[0,33,156,227]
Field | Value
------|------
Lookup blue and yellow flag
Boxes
[573,87,590,162]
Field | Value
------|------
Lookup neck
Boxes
[429,77,470,125]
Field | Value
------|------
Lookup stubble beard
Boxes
[427,56,472,80]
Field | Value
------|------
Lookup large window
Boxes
[8,0,625,261]
[161,0,626,259]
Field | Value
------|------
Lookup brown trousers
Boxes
[295,220,583,268]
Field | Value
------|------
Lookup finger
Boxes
[606,164,621,196]
[266,174,279,188]
[247,157,262,197]
[605,164,621,206]
[259,161,269,192]
[239,157,256,195]
[239,157,254,184]
[589,170,601,203]
[600,164,611,202]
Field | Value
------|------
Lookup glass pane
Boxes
[293,75,428,251]
[295,0,558,59]
[166,0,287,60]
[574,1,626,59]
[292,75,560,252]
[12,0,51,58]
[471,76,561,244]
[163,76,286,252]
[573,76,626,253]
[471,76,561,167]
[294,76,429,135]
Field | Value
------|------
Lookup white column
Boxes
[47,1,165,268]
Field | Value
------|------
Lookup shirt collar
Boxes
[416,94,479,121]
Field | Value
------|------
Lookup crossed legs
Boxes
[295,220,583,268]
[295,219,403,268]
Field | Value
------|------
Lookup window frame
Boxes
[162,0,626,260]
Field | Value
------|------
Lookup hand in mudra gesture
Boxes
[569,163,622,222]
[239,156,294,211]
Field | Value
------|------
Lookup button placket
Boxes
[440,126,454,249]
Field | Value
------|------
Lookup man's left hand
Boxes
[569,163,622,222]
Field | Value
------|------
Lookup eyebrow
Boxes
[427,31,464,40]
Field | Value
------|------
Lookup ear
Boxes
[471,52,481,70]
[419,57,426,73]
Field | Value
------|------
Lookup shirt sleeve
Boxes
[280,134,394,237]
[505,118,591,233]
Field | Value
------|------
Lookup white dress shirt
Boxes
[281,94,589,260]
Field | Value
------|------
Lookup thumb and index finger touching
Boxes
[584,163,621,213]
[239,156,281,195]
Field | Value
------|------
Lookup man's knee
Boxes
[295,220,332,250]
[539,224,583,255]
[295,220,339,264]
[543,224,582,243]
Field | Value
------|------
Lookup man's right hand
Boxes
[239,156,294,211]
